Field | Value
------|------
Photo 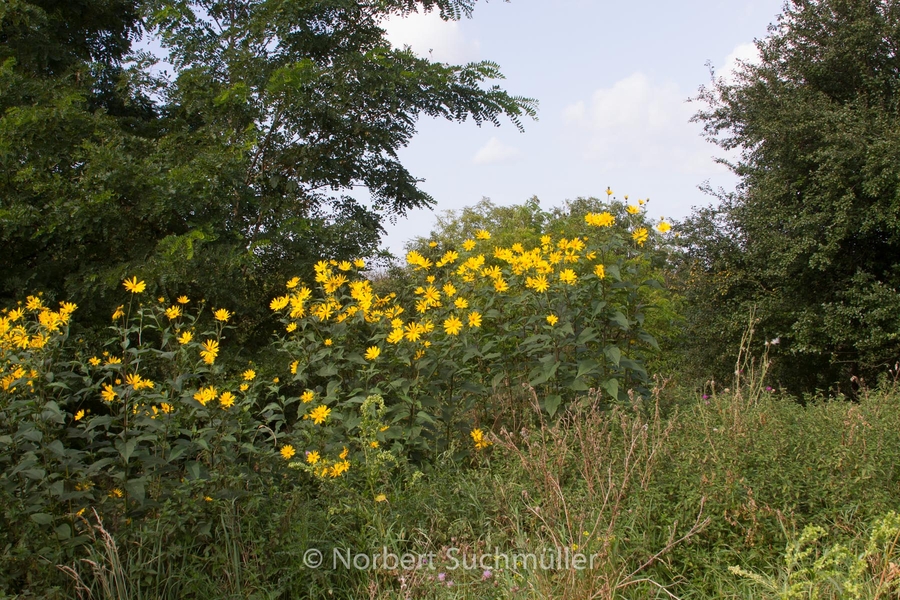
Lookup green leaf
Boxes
[637,331,659,350]
[491,372,507,389]
[576,359,600,380]
[542,394,563,417]
[600,378,619,400]
[610,311,630,331]
[603,345,622,367]
[125,479,146,504]
[117,439,137,463]
[30,513,53,525]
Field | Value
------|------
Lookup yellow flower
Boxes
[323,273,348,294]
[273,377,279,383]
[632,227,649,246]
[475,229,491,240]
[74,409,85,421]
[280,445,296,460]
[481,265,502,280]
[547,314,559,326]
[290,360,299,374]
[405,250,433,271]
[200,339,219,364]
[330,460,350,477]
[58,301,77,316]
[286,277,300,289]
[370,440,379,448]
[306,450,320,464]
[438,250,459,266]
[165,305,182,320]
[301,390,315,403]
[324,338,333,346]
[375,493,387,502]
[270,296,289,311]
[112,305,125,320]
[585,212,615,227]
[25,295,43,310]
[101,384,117,403]
[308,405,331,425]
[559,269,577,285]
[160,403,174,414]
[89,356,101,366]
[158,296,165,303]
[340,446,349,460]
[493,278,509,293]
[213,308,232,322]
[177,295,190,304]
[193,386,217,406]
[177,330,193,345]
[626,204,640,215]
[387,328,404,344]
[110,488,124,498]
[364,346,381,361]
[125,373,148,390]
[219,391,235,408]
[443,315,463,336]
[404,322,425,342]
[462,239,476,251]
[428,241,438,248]
[526,275,549,293]
[286,322,297,332]
[606,187,613,196]
[242,369,256,381]
[594,264,606,279]
[471,428,492,450]
[105,356,122,365]
[656,220,672,233]
[454,297,469,310]
[467,311,482,328]
[354,258,365,268]
[338,260,352,271]
[123,276,146,294]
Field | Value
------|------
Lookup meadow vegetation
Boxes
[4,0,900,597]
[3,198,900,599]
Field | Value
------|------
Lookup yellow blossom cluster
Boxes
[0,298,76,392]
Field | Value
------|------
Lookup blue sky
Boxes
[377,0,786,254]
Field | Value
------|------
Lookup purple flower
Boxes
[482,570,492,580]
[702,394,709,400]
[437,572,446,582]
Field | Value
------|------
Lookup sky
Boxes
[375,0,787,254]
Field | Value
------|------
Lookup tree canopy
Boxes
[0,0,536,342]
[683,0,900,393]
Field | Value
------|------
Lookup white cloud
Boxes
[381,10,481,64]
[562,72,721,175]
[720,42,761,83]
[472,137,522,165]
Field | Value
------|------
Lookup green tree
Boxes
[684,0,900,394]
[0,0,536,346]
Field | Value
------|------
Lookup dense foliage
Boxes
[682,0,900,394]
[0,0,535,342]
